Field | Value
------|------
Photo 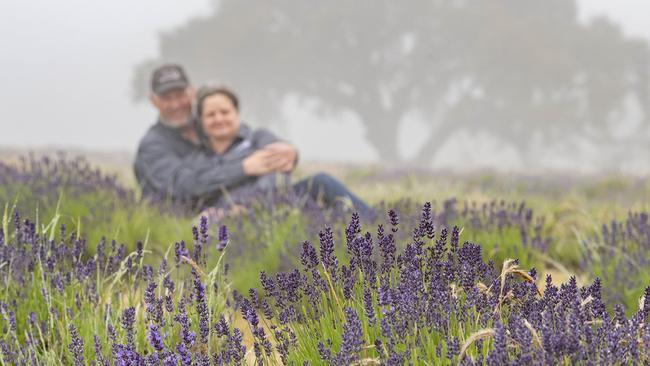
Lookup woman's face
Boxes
[201,93,241,142]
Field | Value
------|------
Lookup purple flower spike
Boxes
[174,308,196,347]
[346,212,361,246]
[217,224,229,251]
[317,341,332,362]
[163,353,179,366]
[120,307,136,348]
[147,324,165,352]
[135,241,143,262]
[67,324,85,366]
[300,241,319,271]
[214,315,230,337]
[364,287,375,325]
[486,321,507,365]
[260,271,278,298]
[318,227,338,277]
[93,335,106,365]
[388,209,399,232]
[419,202,435,239]
[176,342,192,366]
[199,215,209,244]
[333,307,363,365]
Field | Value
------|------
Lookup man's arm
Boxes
[135,140,248,199]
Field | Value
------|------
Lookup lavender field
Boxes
[1,154,649,365]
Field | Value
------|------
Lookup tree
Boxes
[133,0,649,167]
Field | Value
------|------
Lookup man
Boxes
[134,64,373,218]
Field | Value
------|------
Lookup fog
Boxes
[1,0,649,174]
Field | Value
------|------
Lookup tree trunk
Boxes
[358,108,403,165]
[411,125,454,167]
[412,102,452,167]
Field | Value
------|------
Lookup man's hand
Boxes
[262,142,298,173]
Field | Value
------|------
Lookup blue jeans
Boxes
[292,172,373,219]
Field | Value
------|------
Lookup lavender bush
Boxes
[222,197,553,294]
[0,153,133,210]
[581,211,650,311]
[1,154,649,364]
[1,154,553,294]
[0,154,195,256]
[240,207,650,365]
[1,205,648,364]
[0,211,237,364]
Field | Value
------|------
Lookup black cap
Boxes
[151,64,190,95]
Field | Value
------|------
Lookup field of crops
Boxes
[1,154,649,365]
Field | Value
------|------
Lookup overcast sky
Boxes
[1,0,649,168]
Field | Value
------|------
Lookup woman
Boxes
[194,85,374,219]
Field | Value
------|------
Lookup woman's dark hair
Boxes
[196,85,240,116]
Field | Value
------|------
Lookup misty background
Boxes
[1,0,649,175]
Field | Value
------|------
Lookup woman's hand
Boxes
[242,143,298,176]
[263,142,298,172]
[242,149,279,176]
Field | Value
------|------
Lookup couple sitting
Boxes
[134,64,372,219]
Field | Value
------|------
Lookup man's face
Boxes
[150,87,195,128]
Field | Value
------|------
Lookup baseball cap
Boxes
[151,64,190,95]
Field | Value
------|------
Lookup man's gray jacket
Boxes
[134,120,280,205]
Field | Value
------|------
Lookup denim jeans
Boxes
[207,171,373,219]
[292,172,373,219]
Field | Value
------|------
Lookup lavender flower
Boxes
[446,336,460,359]
[261,298,273,320]
[388,209,399,232]
[147,324,165,352]
[163,353,179,366]
[67,324,85,366]
[174,308,196,347]
[226,328,246,363]
[214,315,230,337]
[345,212,361,246]
[364,287,375,325]
[317,341,331,362]
[340,265,355,300]
[199,215,209,244]
[163,275,175,293]
[93,335,105,365]
[27,311,36,325]
[112,343,141,365]
[217,224,229,251]
[120,307,136,348]
[129,243,141,268]
[6,310,16,332]
[319,227,338,277]
[333,307,363,364]
[176,342,192,366]
[419,202,435,239]
[486,321,507,365]
[165,295,174,313]
[300,241,319,271]
[107,324,117,343]
[260,271,278,298]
